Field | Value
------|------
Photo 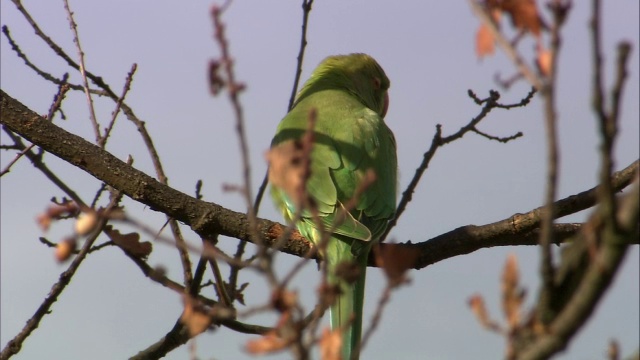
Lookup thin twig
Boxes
[591,0,630,232]
[227,239,248,297]
[101,63,137,148]
[0,194,122,359]
[38,237,114,254]
[234,0,316,289]
[1,27,105,96]
[239,0,316,286]
[537,1,565,324]
[2,25,103,96]
[1,77,70,177]
[1,128,87,209]
[471,127,523,143]
[0,142,34,177]
[10,0,170,188]
[210,4,258,242]
[382,88,534,241]
[287,0,314,111]
[127,253,270,360]
[209,251,233,306]
[61,0,102,144]
[46,75,71,120]
[8,0,121,98]
[173,222,194,288]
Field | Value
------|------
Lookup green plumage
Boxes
[270,53,397,359]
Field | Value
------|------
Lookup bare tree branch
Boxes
[2,90,637,270]
[519,181,639,360]
[61,0,101,144]
[537,1,569,326]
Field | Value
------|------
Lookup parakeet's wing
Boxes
[271,89,396,247]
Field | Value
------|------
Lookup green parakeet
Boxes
[269,53,397,360]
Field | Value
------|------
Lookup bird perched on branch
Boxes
[269,53,397,360]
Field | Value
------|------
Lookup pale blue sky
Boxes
[1,1,638,359]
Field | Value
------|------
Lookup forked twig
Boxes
[382,88,535,241]
[0,194,123,359]
[101,63,138,148]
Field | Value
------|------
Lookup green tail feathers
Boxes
[326,235,369,360]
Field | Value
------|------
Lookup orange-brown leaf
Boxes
[373,243,418,286]
[501,253,525,329]
[245,331,289,355]
[608,339,620,360]
[317,281,342,309]
[55,238,77,263]
[104,225,152,259]
[265,140,308,206]
[319,327,343,360]
[476,23,496,58]
[501,0,544,35]
[468,294,501,332]
[333,260,362,285]
[536,45,552,76]
[36,201,80,231]
[180,298,211,337]
[271,288,299,313]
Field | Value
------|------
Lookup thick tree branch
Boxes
[519,180,639,360]
[2,90,637,270]
[1,89,312,257]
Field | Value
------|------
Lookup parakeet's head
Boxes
[295,53,391,118]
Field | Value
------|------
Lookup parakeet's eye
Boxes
[372,77,382,90]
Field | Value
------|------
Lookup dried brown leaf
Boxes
[36,214,52,232]
[501,253,524,329]
[245,331,289,355]
[36,201,80,231]
[266,140,309,206]
[468,294,502,332]
[318,281,342,309]
[608,339,620,360]
[271,288,298,313]
[536,45,552,76]
[104,225,152,259]
[333,260,362,285]
[180,297,211,337]
[500,0,544,35]
[55,238,77,262]
[373,243,419,286]
[476,23,496,58]
[319,327,343,360]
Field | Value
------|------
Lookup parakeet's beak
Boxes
[382,91,389,118]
